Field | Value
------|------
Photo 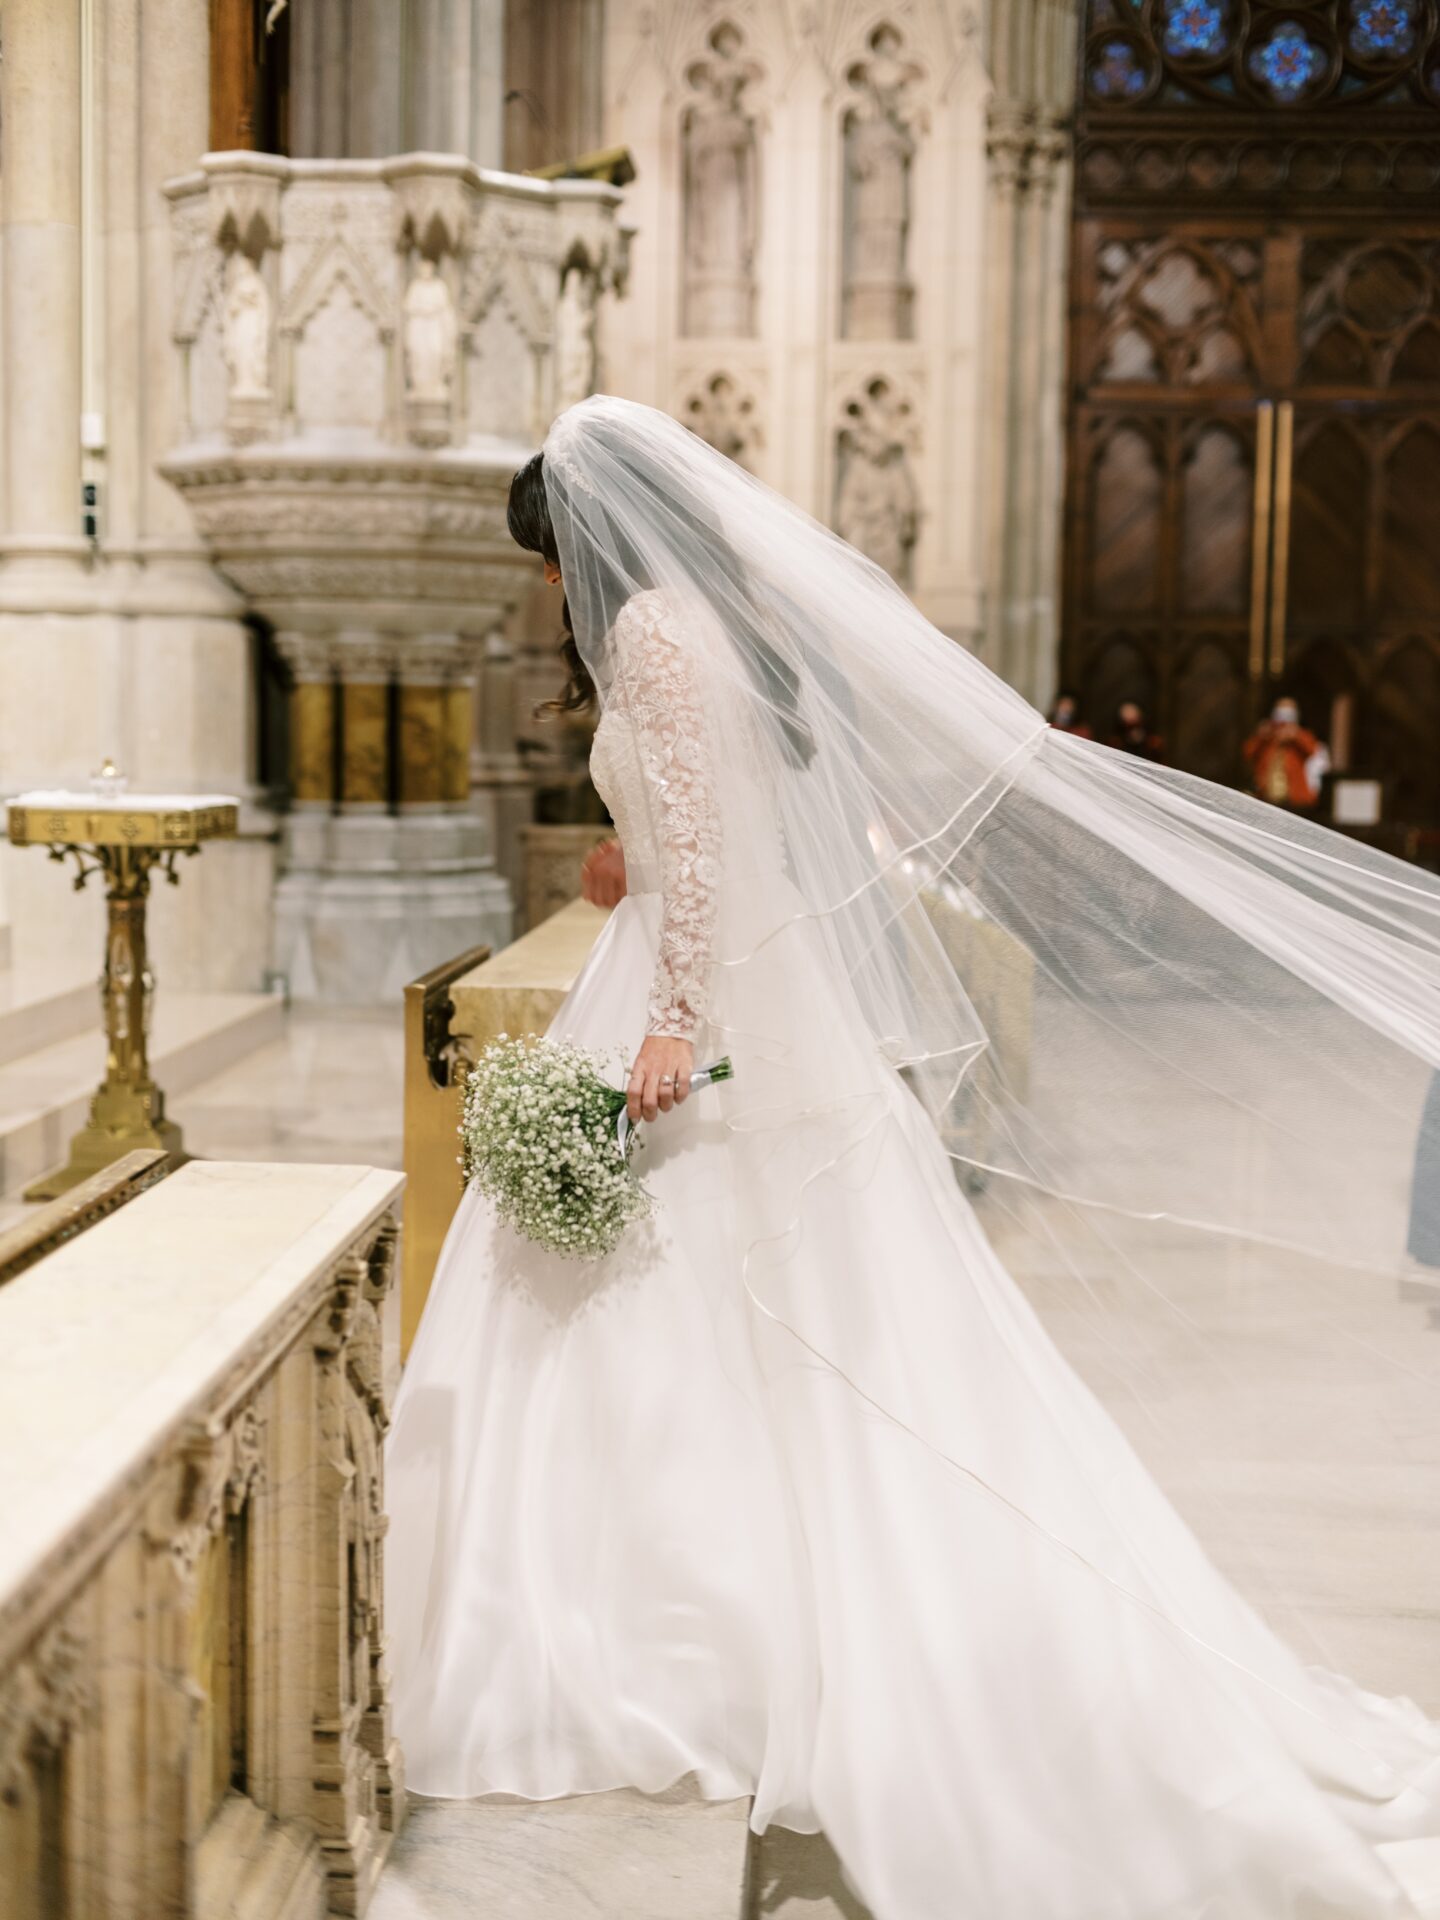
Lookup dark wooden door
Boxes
[1062,2,1440,842]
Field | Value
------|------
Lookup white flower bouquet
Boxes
[459,1035,734,1259]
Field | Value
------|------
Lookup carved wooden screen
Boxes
[1062,1,1440,839]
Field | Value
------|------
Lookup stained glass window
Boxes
[1090,38,1151,99]
[1246,20,1327,101]
[1163,0,1229,58]
[1348,0,1416,58]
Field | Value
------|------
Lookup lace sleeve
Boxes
[613,596,722,1042]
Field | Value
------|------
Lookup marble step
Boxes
[0,968,98,1068]
[0,990,286,1203]
[371,1784,756,1920]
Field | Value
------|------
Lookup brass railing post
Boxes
[1248,400,1275,684]
[1268,400,1295,682]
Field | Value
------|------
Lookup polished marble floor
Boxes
[0,1004,405,1234]
[369,1785,871,1920]
[178,1002,405,1173]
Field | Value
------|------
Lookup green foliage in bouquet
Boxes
[459,1035,651,1259]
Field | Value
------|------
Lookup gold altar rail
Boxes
[401,897,610,1355]
[0,1149,170,1288]
[527,144,637,187]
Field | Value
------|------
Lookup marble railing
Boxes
[0,1159,406,1920]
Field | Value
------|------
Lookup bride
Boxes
[386,394,1440,1919]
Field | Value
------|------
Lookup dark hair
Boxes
[506,453,595,717]
[505,448,813,766]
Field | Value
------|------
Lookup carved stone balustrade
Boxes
[160,152,628,1001]
[0,1160,406,1920]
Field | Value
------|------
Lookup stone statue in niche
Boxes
[223,253,271,399]
[835,379,919,584]
[684,371,762,471]
[681,22,761,338]
[842,23,923,341]
[403,259,458,403]
[555,264,597,413]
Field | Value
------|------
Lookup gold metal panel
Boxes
[441,685,472,803]
[341,682,390,807]
[290,679,336,805]
[527,145,636,186]
[1268,400,1294,681]
[1248,400,1275,683]
[398,684,445,807]
[7,802,238,847]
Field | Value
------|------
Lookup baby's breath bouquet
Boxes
[459,1035,734,1260]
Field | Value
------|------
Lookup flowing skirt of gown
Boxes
[385,889,1440,1920]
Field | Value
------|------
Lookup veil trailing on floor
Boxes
[543,395,1440,1750]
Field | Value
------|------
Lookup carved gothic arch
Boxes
[615,0,795,109]
[173,247,229,350]
[278,236,393,342]
[464,244,554,349]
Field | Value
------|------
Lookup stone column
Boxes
[978,0,1077,710]
[980,103,1072,709]
[290,0,506,164]
[472,623,537,907]
[0,0,87,585]
[141,0,239,577]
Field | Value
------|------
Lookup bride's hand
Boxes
[628,1035,695,1123]
[582,839,627,907]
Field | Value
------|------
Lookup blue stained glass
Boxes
[1348,0,1416,58]
[1246,20,1326,100]
[1091,38,1150,97]
[1164,0,1228,57]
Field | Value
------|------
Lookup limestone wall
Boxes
[595,0,992,648]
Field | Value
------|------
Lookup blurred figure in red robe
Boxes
[1244,697,1330,811]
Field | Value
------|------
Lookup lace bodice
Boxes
[590,591,722,1041]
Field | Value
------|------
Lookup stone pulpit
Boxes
[161,151,628,1002]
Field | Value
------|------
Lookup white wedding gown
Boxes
[387,593,1440,1920]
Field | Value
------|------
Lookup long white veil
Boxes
[543,394,1440,1743]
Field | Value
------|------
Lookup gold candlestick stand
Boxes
[5,792,239,1200]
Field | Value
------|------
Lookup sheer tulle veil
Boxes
[543,394,1440,1730]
